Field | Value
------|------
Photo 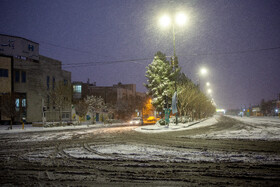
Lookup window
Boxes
[73,85,82,93]
[64,79,68,85]
[62,112,70,119]
[47,95,50,109]
[47,76,50,90]
[52,77,55,89]
[21,71,26,83]
[0,68,8,77]
[15,98,20,111]
[22,99,26,107]
[15,70,20,82]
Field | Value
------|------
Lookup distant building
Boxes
[0,34,71,124]
[251,106,261,116]
[72,81,147,120]
[73,81,143,105]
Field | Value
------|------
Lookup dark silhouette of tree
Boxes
[1,93,17,129]
[48,81,72,124]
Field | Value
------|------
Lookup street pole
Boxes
[172,22,178,125]
[172,22,176,58]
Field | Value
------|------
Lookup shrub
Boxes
[158,119,166,126]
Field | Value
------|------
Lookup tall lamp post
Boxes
[159,12,188,125]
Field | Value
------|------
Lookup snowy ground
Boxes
[135,117,217,133]
[2,115,279,142]
[136,115,280,141]
[15,115,280,164]
[186,115,280,141]
[0,122,127,134]
[1,115,280,186]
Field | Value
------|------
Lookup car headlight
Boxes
[130,121,133,124]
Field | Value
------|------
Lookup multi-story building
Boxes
[72,81,147,120]
[0,34,71,124]
[73,81,144,104]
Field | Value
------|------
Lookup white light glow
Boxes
[159,15,171,27]
[175,12,188,26]
[200,67,207,76]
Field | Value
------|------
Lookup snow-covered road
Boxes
[135,115,280,140]
[0,115,279,186]
[184,115,280,140]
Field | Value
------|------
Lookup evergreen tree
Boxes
[144,51,178,111]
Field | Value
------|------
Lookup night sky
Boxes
[1,0,280,110]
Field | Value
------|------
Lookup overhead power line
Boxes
[39,39,280,58]
[39,40,110,58]
[8,39,280,69]
[62,57,153,68]
[183,46,280,56]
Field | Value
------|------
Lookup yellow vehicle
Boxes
[143,116,157,124]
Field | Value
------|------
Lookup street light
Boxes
[159,11,188,125]
[159,12,188,58]
[159,15,171,28]
[200,67,208,76]
[198,67,208,89]
[197,67,208,119]
[206,82,210,87]
[175,12,188,26]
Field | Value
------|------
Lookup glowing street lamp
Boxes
[197,67,208,89]
[206,82,210,87]
[207,89,212,94]
[159,12,188,57]
[200,67,208,76]
[159,15,171,28]
[175,12,188,26]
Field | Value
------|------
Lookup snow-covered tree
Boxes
[177,80,216,120]
[85,95,106,122]
[144,51,179,111]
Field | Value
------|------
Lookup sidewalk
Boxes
[0,122,127,134]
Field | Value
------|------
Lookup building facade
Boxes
[0,34,71,123]
[72,81,147,120]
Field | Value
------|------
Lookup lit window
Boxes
[73,85,82,93]
[15,98,20,107]
[22,99,26,107]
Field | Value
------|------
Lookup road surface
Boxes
[0,116,279,186]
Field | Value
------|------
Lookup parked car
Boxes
[129,117,143,125]
[143,116,157,124]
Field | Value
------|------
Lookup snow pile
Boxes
[134,117,218,133]
[189,115,280,141]
[136,115,280,141]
